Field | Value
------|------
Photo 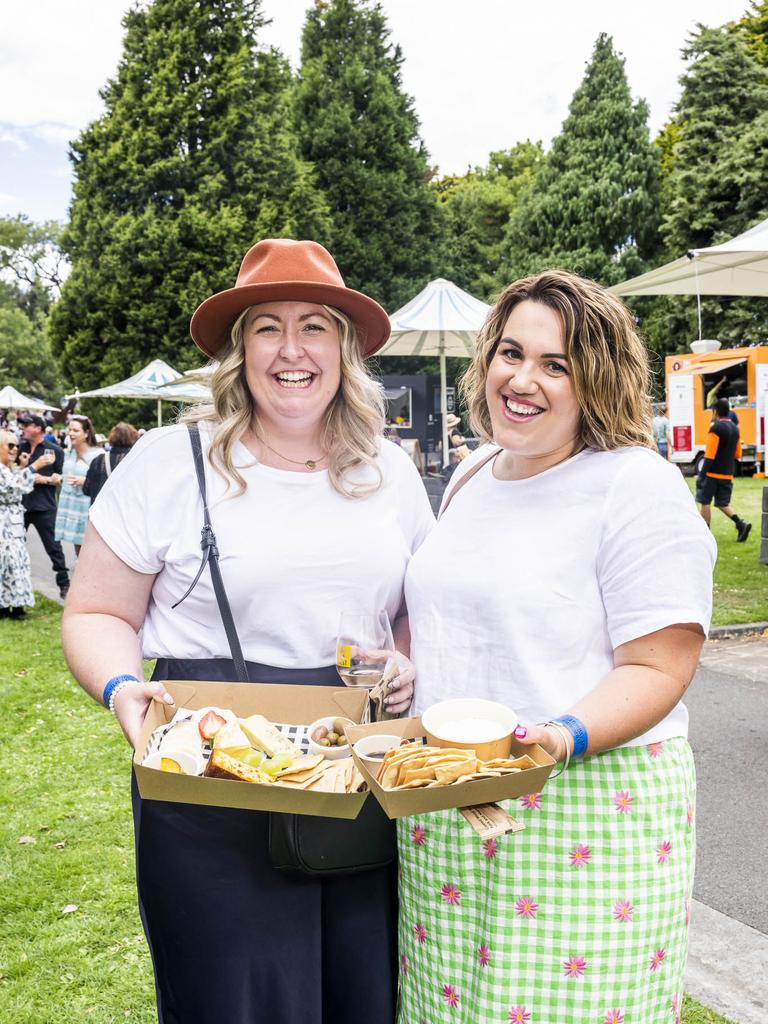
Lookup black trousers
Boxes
[133,657,398,1024]
[24,508,69,588]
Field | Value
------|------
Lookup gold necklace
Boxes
[260,438,326,471]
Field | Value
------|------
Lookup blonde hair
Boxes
[462,270,654,450]
[182,305,386,498]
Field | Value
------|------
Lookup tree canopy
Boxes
[500,34,660,289]
[48,0,330,392]
[293,0,443,310]
[643,22,768,353]
[435,142,544,300]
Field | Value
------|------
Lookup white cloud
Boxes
[29,122,77,146]
[0,192,20,207]
[0,125,28,151]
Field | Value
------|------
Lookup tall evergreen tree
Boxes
[435,142,544,299]
[645,24,768,353]
[293,0,443,311]
[49,0,330,393]
[740,0,768,65]
[500,34,660,288]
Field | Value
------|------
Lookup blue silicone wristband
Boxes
[553,715,589,758]
[102,674,140,708]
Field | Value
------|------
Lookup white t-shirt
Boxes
[91,425,434,666]
[406,444,717,746]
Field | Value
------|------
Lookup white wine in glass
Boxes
[335,610,395,688]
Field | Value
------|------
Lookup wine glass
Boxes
[335,610,395,689]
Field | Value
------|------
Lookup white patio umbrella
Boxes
[0,384,60,412]
[64,359,182,427]
[611,215,768,337]
[380,279,491,466]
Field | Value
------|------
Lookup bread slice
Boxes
[204,749,270,784]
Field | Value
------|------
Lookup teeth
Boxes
[276,371,313,388]
[505,398,541,416]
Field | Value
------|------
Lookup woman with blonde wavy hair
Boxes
[398,270,715,1024]
[62,239,433,1024]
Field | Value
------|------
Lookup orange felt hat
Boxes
[190,239,391,358]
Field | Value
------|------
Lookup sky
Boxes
[0,0,750,224]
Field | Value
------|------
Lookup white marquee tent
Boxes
[379,279,491,466]
[0,384,60,412]
[64,359,183,426]
[611,216,768,336]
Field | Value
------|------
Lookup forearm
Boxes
[566,664,691,756]
[61,611,144,706]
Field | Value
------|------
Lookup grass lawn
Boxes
[0,598,738,1023]
[686,477,768,626]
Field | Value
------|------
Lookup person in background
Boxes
[17,413,69,599]
[705,376,739,424]
[0,430,53,618]
[696,396,751,542]
[652,402,672,460]
[400,270,715,1024]
[446,412,465,449]
[55,415,101,558]
[83,422,140,504]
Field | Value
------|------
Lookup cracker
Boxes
[435,759,478,785]
[392,777,435,790]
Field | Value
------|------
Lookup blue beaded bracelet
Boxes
[102,674,140,709]
[553,715,589,758]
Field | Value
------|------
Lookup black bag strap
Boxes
[439,447,500,519]
[172,424,249,683]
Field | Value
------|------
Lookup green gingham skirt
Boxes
[396,738,695,1024]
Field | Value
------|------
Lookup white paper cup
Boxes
[352,734,405,778]
[421,698,518,761]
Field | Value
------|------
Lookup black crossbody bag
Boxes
[175,424,396,876]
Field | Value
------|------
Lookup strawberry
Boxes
[198,710,227,741]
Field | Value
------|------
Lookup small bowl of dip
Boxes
[421,698,518,761]
[352,734,404,779]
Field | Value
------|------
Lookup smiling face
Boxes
[242,301,342,436]
[0,431,17,466]
[485,300,581,474]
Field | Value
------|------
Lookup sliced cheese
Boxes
[240,714,300,759]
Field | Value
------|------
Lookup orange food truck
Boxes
[665,345,768,474]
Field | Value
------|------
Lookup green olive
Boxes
[326,731,339,745]
[319,737,331,747]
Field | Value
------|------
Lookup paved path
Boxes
[27,524,73,603]
[683,634,768,1022]
[28,532,768,1021]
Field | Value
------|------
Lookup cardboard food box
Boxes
[346,717,555,819]
[134,679,369,819]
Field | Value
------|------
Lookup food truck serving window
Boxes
[384,386,412,429]
[691,358,748,411]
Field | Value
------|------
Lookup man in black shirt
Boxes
[17,413,71,597]
[695,398,752,542]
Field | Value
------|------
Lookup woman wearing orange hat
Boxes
[62,239,434,1024]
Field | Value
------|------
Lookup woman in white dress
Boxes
[0,430,55,617]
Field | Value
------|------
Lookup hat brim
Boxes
[190,281,391,359]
